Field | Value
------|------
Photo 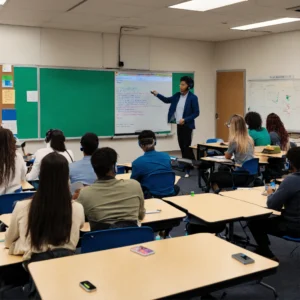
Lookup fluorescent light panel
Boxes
[232,18,300,30]
[169,0,248,12]
[0,0,6,5]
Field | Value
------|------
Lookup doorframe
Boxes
[215,69,247,137]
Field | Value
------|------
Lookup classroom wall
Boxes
[0,25,215,162]
[214,31,300,109]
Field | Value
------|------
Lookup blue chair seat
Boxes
[81,226,154,253]
[283,236,300,242]
[0,192,35,214]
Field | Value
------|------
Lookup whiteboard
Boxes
[248,79,300,131]
[115,71,172,134]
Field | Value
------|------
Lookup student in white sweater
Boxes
[6,152,84,260]
[26,129,74,181]
[0,128,26,195]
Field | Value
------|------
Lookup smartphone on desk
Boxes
[232,253,255,265]
[79,281,97,292]
[131,246,155,256]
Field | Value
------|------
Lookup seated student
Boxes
[266,113,290,151]
[248,147,300,259]
[26,129,74,181]
[131,130,180,198]
[77,147,145,231]
[245,111,271,146]
[0,128,27,195]
[69,133,99,185]
[5,152,85,261]
[210,115,254,191]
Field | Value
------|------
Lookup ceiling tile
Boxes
[111,0,184,8]
[72,0,157,18]
[49,12,114,27]
[5,0,81,12]
[255,0,300,9]
[0,9,58,24]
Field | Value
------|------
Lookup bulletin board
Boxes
[0,65,15,123]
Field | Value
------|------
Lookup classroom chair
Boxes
[206,138,224,156]
[0,192,35,214]
[283,236,300,256]
[144,171,176,198]
[232,158,260,189]
[116,166,126,174]
[81,227,154,253]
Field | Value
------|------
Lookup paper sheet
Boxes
[2,120,17,134]
[2,64,12,73]
[26,91,38,102]
[2,75,13,88]
[2,89,15,104]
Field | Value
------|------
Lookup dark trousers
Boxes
[187,222,226,235]
[248,217,300,258]
[144,185,180,199]
[177,125,195,160]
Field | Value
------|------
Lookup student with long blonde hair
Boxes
[225,114,254,165]
[209,115,254,192]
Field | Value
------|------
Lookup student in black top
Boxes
[248,147,300,259]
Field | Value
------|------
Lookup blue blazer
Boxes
[157,92,200,129]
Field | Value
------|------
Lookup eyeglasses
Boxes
[224,122,230,128]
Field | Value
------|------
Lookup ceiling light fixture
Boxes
[232,17,300,30]
[0,0,7,5]
[169,0,248,12]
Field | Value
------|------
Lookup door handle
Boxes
[215,113,219,120]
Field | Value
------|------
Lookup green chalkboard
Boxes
[40,68,115,138]
[14,69,194,139]
[172,73,194,94]
[14,67,38,139]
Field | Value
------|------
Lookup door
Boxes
[216,71,245,141]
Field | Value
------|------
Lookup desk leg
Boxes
[257,280,279,299]
[228,223,234,242]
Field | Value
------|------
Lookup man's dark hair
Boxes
[81,133,99,155]
[50,130,67,152]
[245,112,263,130]
[180,76,194,89]
[138,130,156,146]
[27,152,72,250]
[91,147,117,178]
[287,147,300,170]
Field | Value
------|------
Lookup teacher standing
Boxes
[152,76,200,177]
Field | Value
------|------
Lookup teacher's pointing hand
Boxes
[151,90,158,96]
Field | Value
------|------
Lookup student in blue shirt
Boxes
[131,130,180,198]
[69,133,99,185]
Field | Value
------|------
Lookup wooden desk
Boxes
[0,214,11,226]
[81,199,186,233]
[0,232,23,267]
[254,149,286,158]
[201,156,268,165]
[164,194,274,224]
[21,181,34,191]
[201,156,234,165]
[191,142,229,150]
[29,233,278,300]
[220,190,281,216]
[116,173,181,185]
